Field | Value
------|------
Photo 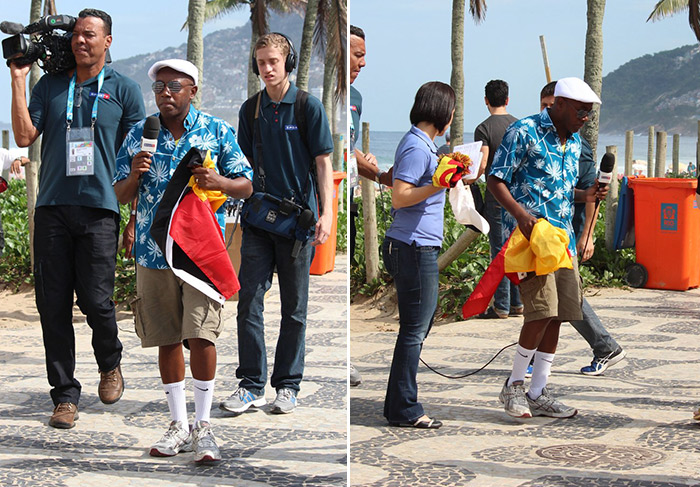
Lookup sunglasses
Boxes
[151,80,193,94]
[563,98,594,120]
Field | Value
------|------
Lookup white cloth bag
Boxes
[449,179,490,234]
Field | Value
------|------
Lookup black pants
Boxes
[34,205,123,406]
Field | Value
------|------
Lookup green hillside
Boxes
[601,44,700,135]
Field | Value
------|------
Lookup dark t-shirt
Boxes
[474,113,518,179]
[573,138,595,240]
[350,85,362,149]
[29,66,145,213]
[238,82,333,217]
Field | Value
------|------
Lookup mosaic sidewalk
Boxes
[351,287,700,486]
[0,258,348,486]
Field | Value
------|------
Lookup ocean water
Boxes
[361,130,699,174]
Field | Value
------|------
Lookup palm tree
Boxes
[187,0,207,109]
[581,0,606,161]
[190,0,305,97]
[295,0,319,91]
[647,0,700,42]
[450,0,486,148]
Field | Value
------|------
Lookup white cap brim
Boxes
[148,59,198,86]
[554,77,601,104]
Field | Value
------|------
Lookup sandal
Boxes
[390,416,443,429]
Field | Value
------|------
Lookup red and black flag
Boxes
[151,147,239,304]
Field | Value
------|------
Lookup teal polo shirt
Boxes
[29,66,145,214]
[238,82,333,217]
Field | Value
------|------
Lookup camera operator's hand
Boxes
[9,62,31,81]
[130,151,152,180]
[191,166,224,190]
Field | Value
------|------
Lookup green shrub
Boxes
[351,182,636,319]
[0,179,31,290]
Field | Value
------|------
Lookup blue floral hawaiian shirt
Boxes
[489,108,581,255]
[114,105,252,269]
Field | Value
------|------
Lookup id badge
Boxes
[348,151,359,189]
[66,127,95,176]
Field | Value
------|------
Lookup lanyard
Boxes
[66,67,105,130]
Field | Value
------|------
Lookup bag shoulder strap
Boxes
[245,90,265,191]
[293,88,322,215]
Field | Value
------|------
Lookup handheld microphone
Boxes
[0,21,25,35]
[140,116,160,154]
[597,152,615,190]
[291,209,316,259]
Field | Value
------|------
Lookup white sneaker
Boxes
[499,379,532,418]
[270,388,297,414]
[150,421,192,457]
[526,388,578,418]
[219,386,266,414]
[192,420,221,463]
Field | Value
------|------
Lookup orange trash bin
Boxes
[628,178,700,290]
[310,171,346,275]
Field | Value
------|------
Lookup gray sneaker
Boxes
[270,388,297,414]
[192,420,221,464]
[150,420,193,457]
[499,379,532,418]
[219,387,266,414]
[526,387,578,418]
[350,364,362,387]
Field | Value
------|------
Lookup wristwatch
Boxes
[375,170,384,184]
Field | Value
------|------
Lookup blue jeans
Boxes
[382,237,439,423]
[569,297,619,358]
[34,206,122,406]
[236,226,314,395]
[484,195,522,314]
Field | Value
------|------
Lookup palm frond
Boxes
[182,0,249,31]
[469,0,487,24]
[312,0,346,102]
[647,0,688,22]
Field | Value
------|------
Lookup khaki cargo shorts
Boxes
[130,265,224,348]
[518,258,583,323]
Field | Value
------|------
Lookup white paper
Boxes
[451,141,483,180]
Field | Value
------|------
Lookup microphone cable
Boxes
[419,341,517,379]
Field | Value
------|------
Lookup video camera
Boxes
[1,15,76,74]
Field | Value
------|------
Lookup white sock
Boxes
[528,351,555,399]
[163,380,188,425]
[508,344,537,386]
[193,378,215,424]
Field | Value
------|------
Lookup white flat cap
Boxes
[554,77,601,104]
[148,59,198,86]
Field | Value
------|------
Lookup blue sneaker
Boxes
[580,347,627,376]
[219,386,266,414]
[271,388,297,414]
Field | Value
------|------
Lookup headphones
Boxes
[252,32,298,76]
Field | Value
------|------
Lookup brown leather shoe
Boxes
[49,403,79,429]
[98,364,124,404]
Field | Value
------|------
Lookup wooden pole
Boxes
[604,145,618,252]
[647,126,654,177]
[1,130,8,150]
[361,122,379,283]
[655,131,667,178]
[624,130,634,176]
[539,35,552,83]
[672,134,680,175]
[437,228,480,272]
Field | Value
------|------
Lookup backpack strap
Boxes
[293,89,322,215]
[246,90,265,191]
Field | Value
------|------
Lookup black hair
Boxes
[485,79,508,107]
[409,81,455,133]
[350,25,365,40]
[78,8,112,35]
[540,80,557,100]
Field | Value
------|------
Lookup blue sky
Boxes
[0,0,251,125]
[350,0,697,132]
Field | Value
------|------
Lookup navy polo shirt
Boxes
[238,82,333,217]
[350,85,362,149]
[29,66,145,213]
